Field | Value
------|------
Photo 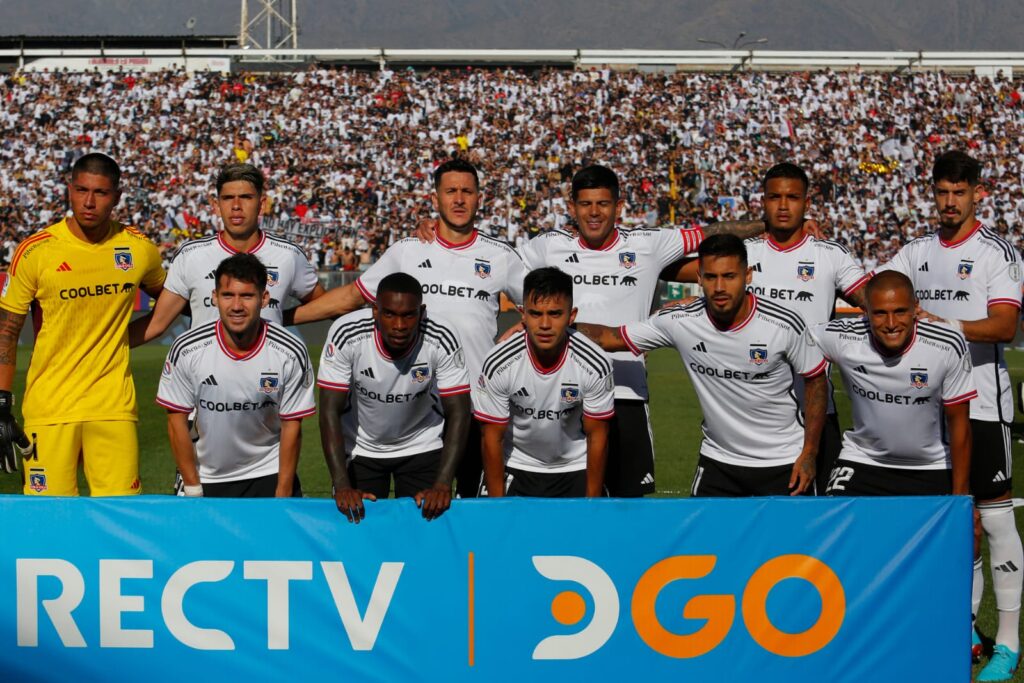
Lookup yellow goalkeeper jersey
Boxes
[0,219,165,425]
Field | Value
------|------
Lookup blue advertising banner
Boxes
[0,496,970,681]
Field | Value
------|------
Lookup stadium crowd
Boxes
[0,65,1023,270]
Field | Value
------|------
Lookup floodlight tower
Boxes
[239,0,299,56]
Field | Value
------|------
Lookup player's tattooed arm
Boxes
[703,220,765,240]
[319,388,375,522]
[416,393,470,519]
[945,402,971,496]
[573,323,631,353]
[791,373,827,495]
[0,309,26,389]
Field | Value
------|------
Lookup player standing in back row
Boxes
[876,151,1022,681]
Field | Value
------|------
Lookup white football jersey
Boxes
[811,318,976,469]
[163,231,319,326]
[622,294,826,467]
[472,331,615,473]
[746,234,869,414]
[156,320,316,483]
[877,223,1022,422]
[356,230,526,379]
[519,227,703,401]
[316,310,471,459]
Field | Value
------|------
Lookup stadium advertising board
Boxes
[0,496,969,681]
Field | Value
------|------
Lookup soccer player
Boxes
[812,271,974,496]
[317,273,471,522]
[576,234,827,497]
[474,267,614,497]
[155,254,315,497]
[129,163,323,345]
[517,165,769,497]
[0,153,165,495]
[293,158,527,498]
[744,162,869,492]
[876,151,1022,679]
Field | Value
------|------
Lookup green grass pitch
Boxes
[2,344,1021,676]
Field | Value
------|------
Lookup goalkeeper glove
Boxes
[0,391,29,474]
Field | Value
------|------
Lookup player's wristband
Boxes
[182,484,204,497]
[946,318,963,333]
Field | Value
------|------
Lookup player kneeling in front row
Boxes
[813,271,975,497]
[317,273,472,522]
[576,234,827,497]
[474,267,615,497]
[157,253,316,497]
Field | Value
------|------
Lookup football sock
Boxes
[979,500,1022,652]
[973,556,984,624]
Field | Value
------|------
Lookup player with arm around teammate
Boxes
[576,234,827,497]
[812,271,974,497]
[317,273,472,522]
[156,254,315,498]
[474,267,614,498]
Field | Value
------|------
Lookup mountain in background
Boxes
[2,0,1022,51]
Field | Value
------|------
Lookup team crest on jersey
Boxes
[560,384,581,402]
[28,469,46,493]
[797,263,815,281]
[957,261,973,280]
[749,345,768,365]
[910,369,929,389]
[266,267,280,286]
[113,247,134,271]
[411,365,431,383]
[474,259,492,279]
[619,252,637,269]
[259,372,280,393]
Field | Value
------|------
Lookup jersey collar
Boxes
[577,229,621,251]
[373,326,419,361]
[938,221,983,249]
[435,229,478,251]
[216,320,267,361]
[218,230,266,255]
[707,293,757,333]
[766,232,810,253]
[526,331,569,375]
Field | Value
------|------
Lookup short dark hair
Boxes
[932,150,981,186]
[71,153,121,187]
[697,234,747,268]
[433,158,479,190]
[216,163,265,195]
[378,272,423,303]
[864,270,916,304]
[215,253,267,291]
[524,267,573,304]
[571,164,619,201]
[763,162,809,193]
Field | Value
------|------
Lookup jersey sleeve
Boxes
[832,247,870,298]
[504,250,526,306]
[354,244,402,303]
[582,364,616,420]
[279,350,316,420]
[985,247,1023,309]
[434,343,471,397]
[517,236,545,271]
[290,247,319,300]
[139,240,167,291]
[942,336,978,406]
[807,322,836,363]
[785,321,827,378]
[620,313,674,356]
[654,227,703,268]
[155,350,196,413]
[0,236,43,315]
[162,247,191,299]
[471,367,510,424]
[316,337,354,392]
[875,243,913,278]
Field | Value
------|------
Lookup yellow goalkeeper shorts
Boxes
[22,421,141,496]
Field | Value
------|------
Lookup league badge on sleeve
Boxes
[266,267,280,286]
[749,344,768,365]
[957,261,973,280]
[619,251,637,269]
[560,384,581,402]
[411,365,431,383]
[910,368,929,389]
[797,262,815,281]
[474,259,492,279]
[259,372,280,393]
[113,247,134,271]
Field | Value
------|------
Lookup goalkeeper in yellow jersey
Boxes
[0,153,165,495]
